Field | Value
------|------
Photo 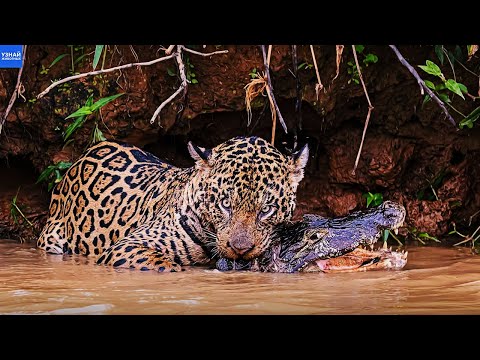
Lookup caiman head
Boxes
[216,200,407,273]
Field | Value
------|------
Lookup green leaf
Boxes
[56,161,73,170]
[63,116,87,141]
[191,78,199,84]
[383,230,390,242]
[190,72,196,78]
[445,79,465,99]
[434,45,444,65]
[418,60,442,77]
[73,53,88,65]
[437,92,451,103]
[457,82,468,94]
[167,67,176,76]
[49,53,68,68]
[90,93,125,112]
[93,45,104,70]
[65,106,93,119]
[422,94,431,107]
[298,62,307,70]
[459,106,480,129]
[354,45,365,53]
[364,53,378,64]
[435,83,446,91]
[36,165,55,184]
[347,61,354,67]
[424,80,435,90]
[373,193,383,206]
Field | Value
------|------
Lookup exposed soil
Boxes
[1,45,480,245]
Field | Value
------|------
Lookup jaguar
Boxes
[37,136,309,272]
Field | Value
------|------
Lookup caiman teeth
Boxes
[394,228,399,235]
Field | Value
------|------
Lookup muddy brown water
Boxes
[1,240,480,315]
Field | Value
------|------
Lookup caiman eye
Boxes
[219,198,231,213]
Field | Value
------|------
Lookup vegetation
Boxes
[36,161,73,191]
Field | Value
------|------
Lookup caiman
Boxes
[216,201,408,273]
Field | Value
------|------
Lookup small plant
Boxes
[249,67,258,79]
[363,192,383,208]
[418,59,480,129]
[185,56,198,84]
[298,62,313,70]
[36,161,72,191]
[63,93,124,143]
[416,169,448,201]
[10,187,34,227]
[347,45,378,84]
[408,227,440,244]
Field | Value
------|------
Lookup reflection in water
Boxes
[1,240,480,314]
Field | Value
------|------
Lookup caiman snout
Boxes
[229,235,255,256]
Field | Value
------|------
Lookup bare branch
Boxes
[150,47,188,124]
[260,45,288,138]
[182,47,229,57]
[37,53,176,98]
[1,45,27,135]
[389,45,456,127]
[310,45,324,100]
[351,45,374,175]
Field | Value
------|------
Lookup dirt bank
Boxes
[1,45,479,245]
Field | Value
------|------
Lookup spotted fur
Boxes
[37,136,309,272]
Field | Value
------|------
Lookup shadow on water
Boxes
[1,239,479,314]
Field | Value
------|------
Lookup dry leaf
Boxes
[468,45,478,61]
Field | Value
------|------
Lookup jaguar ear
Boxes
[289,143,309,186]
[188,141,212,168]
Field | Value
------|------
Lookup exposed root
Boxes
[332,45,344,82]
[351,45,374,175]
[260,45,287,144]
[243,45,287,145]
[244,71,268,126]
[1,45,27,135]
[310,45,324,99]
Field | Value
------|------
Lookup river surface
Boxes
[1,240,480,315]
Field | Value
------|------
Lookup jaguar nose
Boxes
[228,237,255,257]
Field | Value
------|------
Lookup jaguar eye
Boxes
[258,204,275,220]
[219,198,231,212]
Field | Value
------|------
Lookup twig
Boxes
[260,45,288,142]
[165,45,176,55]
[1,45,27,134]
[310,45,324,100]
[37,53,176,98]
[351,45,374,175]
[442,47,456,81]
[182,47,229,57]
[389,45,456,127]
[150,46,188,124]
